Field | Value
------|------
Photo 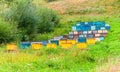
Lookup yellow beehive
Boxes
[77,43,87,49]
[59,40,67,46]
[6,44,17,51]
[67,40,76,45]
[61,43,72,49]
[87,38,96,44]
[47,43,57,49]
[31,43,42,50]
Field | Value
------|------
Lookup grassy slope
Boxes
[0,0,120,72]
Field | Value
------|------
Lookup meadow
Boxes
[0,0,120,72]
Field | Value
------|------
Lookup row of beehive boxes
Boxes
[62,30,108,40]
[72,23,110,31]
[6,38,97,51]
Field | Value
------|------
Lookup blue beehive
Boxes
[99,36,104,41]
[100,27,106,30]
[85,25,91,31]
[68,35,74,39]
[79,35,84,38]
[81,25,86,31]
[72,26,76,31]
[20,42,31,49]
[92,30,98,34]
[83,31,88,34]
[42,41,48,46]
[76,23,81,26]
[96,27,101,30]
[80,22,85,25]
[77,37,86,43]
[50,40,59,45]
[105,24,110,30]
[88,22,93,26]
[76,26,82,31]
[91,26,96,30]
[101,21,105,27]
[86,34,94,38]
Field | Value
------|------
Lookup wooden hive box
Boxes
[87,38,96,44]
[61,43,72,49]
[59,39,67,46]
[67,39,76,45]
[6,44,17,51]
[77,43,87,49]
[47,43,57,49]
[31,42,42,50]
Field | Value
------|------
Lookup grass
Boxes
[0,15,120,72]
[0,0,120,72]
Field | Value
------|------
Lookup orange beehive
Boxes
[47,43,57,49]
[87,38,96,44]
[31,43,42,50]
[6,44,17,51]
[77,43,87,49]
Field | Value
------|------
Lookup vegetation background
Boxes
[0,0,120,72]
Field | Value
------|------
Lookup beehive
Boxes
[67,39,76,45]
[92,30,98,34]
[87,34,94,38]
[6,44,17,51]
[95,38,101,42]
[31,43,42,50]
[77,37,86,43]
[77,43,87,49]
[98,30,103,34]
[68,35,74,39]
[83,31,88,34]
[20,42,31,49]
[73,31,78,35]
[91,26,96,30]
[47,43,57,49]
[88,31,92,34]
[78,31,83,34]
[95,34,100,37]
[72,26,76,31]
[87,38,96,44]
[61,43,72,49]
[59,39,67,46]
[50,40,59,45]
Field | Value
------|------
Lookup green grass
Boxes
[0,15,120,72]
[0,0,120,72]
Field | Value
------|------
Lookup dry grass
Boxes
[46,0,119,15]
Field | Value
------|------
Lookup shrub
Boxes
[3,0,60,41]
[45,0,58,2]
[0,18,17,43]
[37,8,60,33]
[5,0,38,41]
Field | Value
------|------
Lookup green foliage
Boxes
[37,8,60,33]
[45,0,58,2]
[5,0,38,41]
[3,0,60,41]
[0,18,17,43]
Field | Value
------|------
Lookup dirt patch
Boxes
[47,0,87,14]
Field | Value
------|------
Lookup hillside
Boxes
[47,0,120,15]
[0,0,120,72]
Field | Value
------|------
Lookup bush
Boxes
[3,0,60,41]
[0,18,17,43]
[5,0,38,41]
[37,8,60,33]
[45,0,58,2]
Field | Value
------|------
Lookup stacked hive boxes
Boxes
[50,21,110,49]
[6,21,110,50]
